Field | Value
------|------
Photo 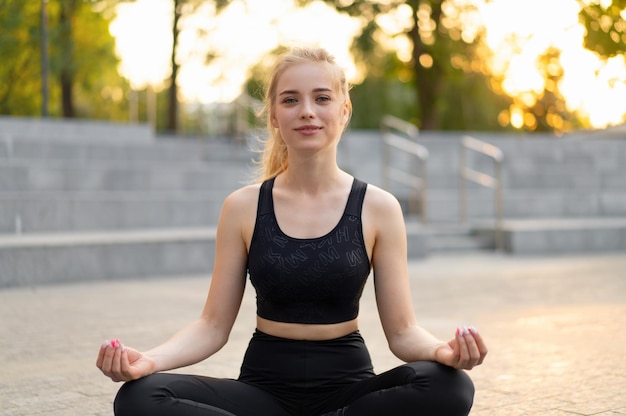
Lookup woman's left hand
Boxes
[435,326,488,370]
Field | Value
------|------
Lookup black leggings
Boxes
[114,330,474,416]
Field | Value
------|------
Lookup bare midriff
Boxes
[256,316,359,341]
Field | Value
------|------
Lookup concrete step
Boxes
[0,134,253,164]
[427,232,494,253]
[0,191,235,233]
[2,217,623,287]
[0,159,251,192]
[406,222,495,256]
[0,116,154,142]
[403,171,626,190]
[474,217,626,255]
[408,217,626,257]
[0,228,216,287]
[341,130,626,176]
[398,189,626,222]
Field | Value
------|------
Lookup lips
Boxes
[295,125,321,132]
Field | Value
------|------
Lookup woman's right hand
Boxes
[96,339,156,382]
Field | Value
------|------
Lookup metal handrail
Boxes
[380,115,429,223]
[460,135,504,250]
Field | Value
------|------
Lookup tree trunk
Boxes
[408,0,444,130]
[59,0,76,118]
[167,0,182,133]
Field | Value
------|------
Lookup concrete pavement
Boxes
[1,251,625,415]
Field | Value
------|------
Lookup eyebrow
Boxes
[278,87,333,96]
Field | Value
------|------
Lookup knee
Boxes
[444,366,475,414]
[113,380,142,416]
[113,375,163,416]
[407,361,475,415]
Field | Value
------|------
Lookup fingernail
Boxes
[469,326,478,334]
[463,326,470,335]
[102,340,110,349]
[456,327,463,336]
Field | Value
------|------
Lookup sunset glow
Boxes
[479,0,626,128]
[110,0,626,129]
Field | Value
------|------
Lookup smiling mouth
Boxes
[296,126,321,132]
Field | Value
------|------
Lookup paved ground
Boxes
[1,251,625,415]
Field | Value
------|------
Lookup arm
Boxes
[363,186,487,369]
[97,186,257,381]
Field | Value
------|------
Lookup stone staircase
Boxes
[0,117,255,287]
[339,129,626,257]
[1,117,625,287]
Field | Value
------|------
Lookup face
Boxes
[271,62,350,154]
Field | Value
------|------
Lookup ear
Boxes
[270,112,278,128]
[342,102,351,124]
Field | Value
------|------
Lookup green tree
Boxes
[579,0,626,58]
[0,0,129,120]
[488,1,625,132]
[349,52,417,129]
[53,0,122,118]
[167,0,183,132]
[528,48,581,133]
[0,1,44,115]
[165,0,230,133]
[318,0,507,131]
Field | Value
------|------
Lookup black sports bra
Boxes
[247,177,371,324]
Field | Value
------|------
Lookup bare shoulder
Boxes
[363,183,403,214]
[361,183,405,240]
[217,184,261,226]
[361,183,406,264]
[223,183,262,211]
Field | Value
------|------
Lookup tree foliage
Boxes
[3,0,624,133]
[579,0,626,58]
[526,48,582,133]
[165,0,231,133]
[0,1,46,115]
[0,0,129,120]
[318,0,512,131]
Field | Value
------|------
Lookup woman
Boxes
[96,47,487,416]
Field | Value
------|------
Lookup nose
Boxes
[299,99,315,119]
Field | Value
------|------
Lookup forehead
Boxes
[277,62,339,93]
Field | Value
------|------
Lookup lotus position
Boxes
[96,46,487,416]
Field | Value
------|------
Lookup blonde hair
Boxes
[253,47,352,182]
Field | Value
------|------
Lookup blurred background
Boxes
[1,0,626,288]
[2,4,625,414]
[2,0,625,136]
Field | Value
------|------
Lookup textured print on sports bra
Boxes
[247,177,371,324]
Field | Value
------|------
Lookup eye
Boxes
[282,97,297,104]
[316,95,331,103]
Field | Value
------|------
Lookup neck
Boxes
[279,156,351,193]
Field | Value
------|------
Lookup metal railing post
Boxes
[420,156,428,222]
[460,143,467,224]
[459,136,504,250]
[382,128,390,191]
[380,115,428,224]
[494,158,504,250]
